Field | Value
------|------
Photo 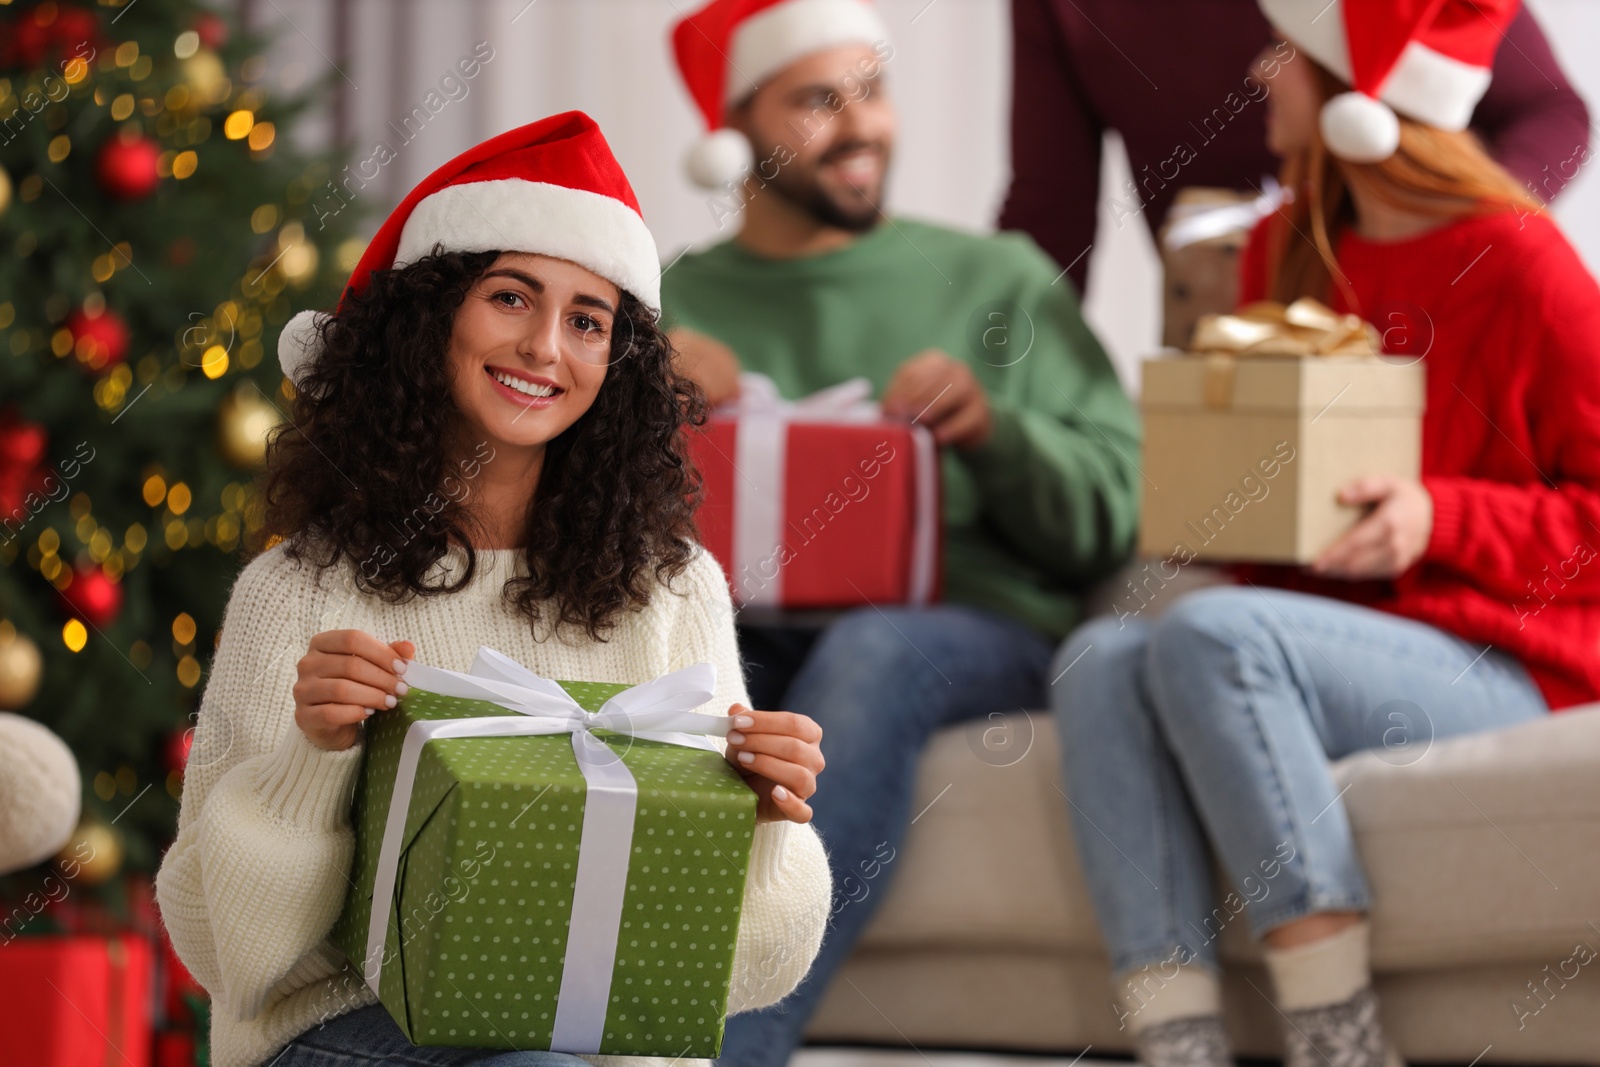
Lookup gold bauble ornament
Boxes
[181,48,230,105]
[56,819,123,886]
[0,624,42,709]
[0,164,11,219]
[216,382,282,467]
[276,222,319,288]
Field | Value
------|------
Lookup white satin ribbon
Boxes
[717,371,939,607]
[906,426,938,604]
[1162,177,1284,251]
[362,646,729,1053]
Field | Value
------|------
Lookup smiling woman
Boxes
[157,112,833,1067]
[461,254,617,418]
[260,241,699,642]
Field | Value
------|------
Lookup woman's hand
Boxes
[1312,476,1433,580]
[293,630,416,751]
[724,704,824,824]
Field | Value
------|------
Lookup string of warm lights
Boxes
[0,0,369,905]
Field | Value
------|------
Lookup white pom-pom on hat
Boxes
[1259,0,1513,164]
[0,713,81,876]
[685,127,754,190]
[278,308,329,389]
[1320,91,1401,163]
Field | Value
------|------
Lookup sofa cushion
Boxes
[852,705,1600,972]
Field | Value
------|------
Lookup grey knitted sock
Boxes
[1281,986,1403,1067]
[1132,1014,1234,1067]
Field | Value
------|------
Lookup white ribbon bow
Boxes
[718,370,881,423]
[1162,177,1285,251]
[364,646,730,1053]
[714,371,939,607]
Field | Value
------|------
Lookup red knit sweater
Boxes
[1237,208,1600,710]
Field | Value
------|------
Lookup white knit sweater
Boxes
[154,539,832,1067]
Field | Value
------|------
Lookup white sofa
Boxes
[803,570,1600,1063]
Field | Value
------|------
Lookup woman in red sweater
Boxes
[1050,2,1600,1067]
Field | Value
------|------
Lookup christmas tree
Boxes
[0,0,367,911]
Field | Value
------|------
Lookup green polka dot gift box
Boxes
[330,647,758,1057]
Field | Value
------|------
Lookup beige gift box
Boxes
[1139,352,1425,564]
[1159,187,1276,350]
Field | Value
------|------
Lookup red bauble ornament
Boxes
[0,4,102,68]
[59,564,124,629]
[193,12,228,49]
[96,135,162,201]
[0,409,49,516]
[51,6,101,52]
[4,18,53,68]
[167,727,194,774]
[0,408,47,468]
[66,306,130,372]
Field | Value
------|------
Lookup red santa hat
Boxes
[1259,0,1520,163]
[671,0,890,189]
[278,111,659,388]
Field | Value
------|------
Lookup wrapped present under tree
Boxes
[0,932,152,1067]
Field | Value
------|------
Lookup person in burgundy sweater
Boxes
[1048,2,1600,1067]
[1000,0,1591,295]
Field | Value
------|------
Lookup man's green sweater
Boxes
[661,218,1142,640]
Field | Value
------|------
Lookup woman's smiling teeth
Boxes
[487,366,560,398]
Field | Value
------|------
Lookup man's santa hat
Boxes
[277,111,659,388]
[671,0,890,189]
[1259,0,1519,164]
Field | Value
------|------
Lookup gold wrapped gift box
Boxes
[1139,299,1425,564]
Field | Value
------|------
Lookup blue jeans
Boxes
[273,1004,590,1065]
[718,604,1055,1066]
[1051,586,1549,978]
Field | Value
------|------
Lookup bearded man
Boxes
[661,4,1142,1062]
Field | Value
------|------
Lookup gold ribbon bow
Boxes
[1188,298,1382,408]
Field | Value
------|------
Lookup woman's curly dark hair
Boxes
[251,248,710,641]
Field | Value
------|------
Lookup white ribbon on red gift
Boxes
[717,371,939,607]
[362,646,731,1053]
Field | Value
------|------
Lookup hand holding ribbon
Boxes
[882,350,994,449]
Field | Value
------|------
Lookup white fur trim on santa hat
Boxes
[394,178,662,311]
[1259,0,1490,132]
[724,0,890,104]
[1382,39,1491,131]
[278,308,328,387]
[686,127,755,190]
[1259,0,1350,78]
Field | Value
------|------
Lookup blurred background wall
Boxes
[250,0,1600,392]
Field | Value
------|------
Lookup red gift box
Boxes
[0,933,153,1067]
[687,375,943,609]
